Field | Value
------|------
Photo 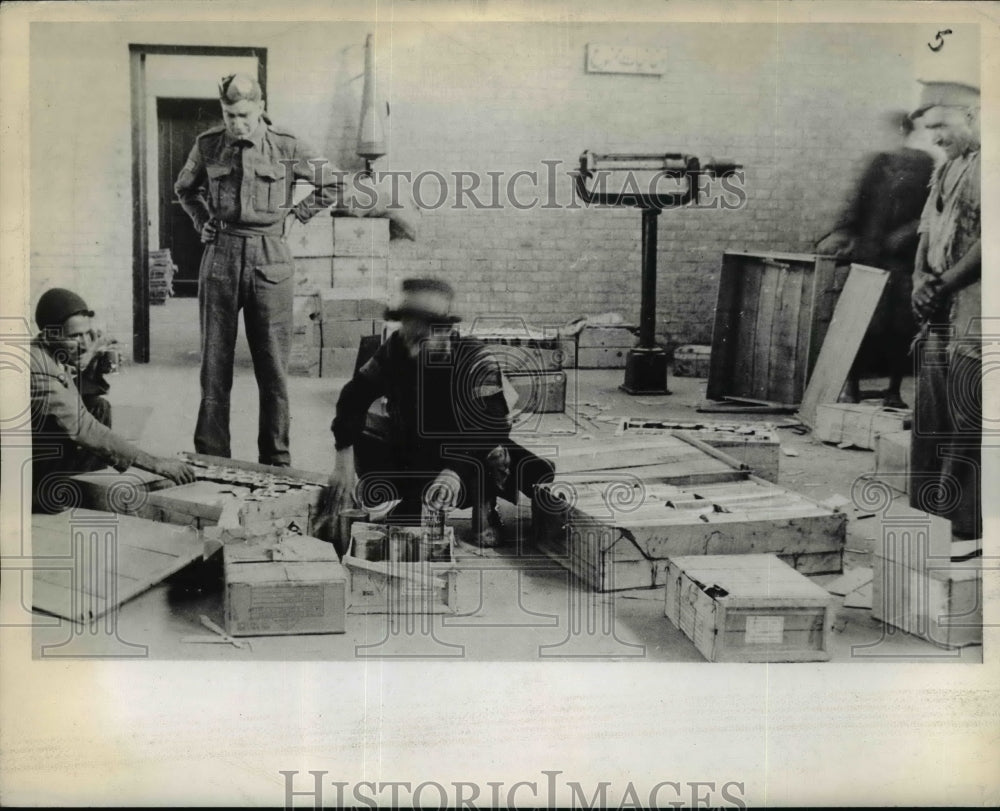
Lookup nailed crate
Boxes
[532,434,845,592]
[708,251,839,406]
[343,523,465,614]
[873,430,910,494]
[506,370,566,414]
[870,512,981,649]
[664,554,835,662]
[577,325,638,369]
[814,403,911,450]
[224,533,347,636]
[673,345,711,378]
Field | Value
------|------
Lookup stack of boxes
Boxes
[148,248,176,305]
[287,212,391,377]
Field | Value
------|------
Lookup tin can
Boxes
[351,523,385,561]
[339,508,369,550]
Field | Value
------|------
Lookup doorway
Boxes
[157,98,221,297]
[129,44,267,362]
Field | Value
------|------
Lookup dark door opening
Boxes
[157,97,221,297]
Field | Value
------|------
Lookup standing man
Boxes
[31,288,194,513]
[817,110,934,407]
[174,73,345,467]
[909,81,981,540]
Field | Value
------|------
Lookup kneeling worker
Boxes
[30,288,194,512]
[327,278,554,546]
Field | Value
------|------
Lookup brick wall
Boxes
[30,21,923,349]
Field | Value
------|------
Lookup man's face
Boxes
[920,106,979,160]
[221,98,264,140]
[55,313,93,367]
[399,317,451,358]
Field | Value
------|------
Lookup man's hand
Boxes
[327,465,358,514]
[200,220,218,244]
[485,445,511,492]
[153,457,196,485]
[912,278,943,320]
[78,330,115,375]
[425,469,462,511]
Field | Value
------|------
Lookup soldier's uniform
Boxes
[175,121,344,466]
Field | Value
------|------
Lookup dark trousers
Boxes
[910,328,982,539]
[32,396,112,513]
[195,231,294,466]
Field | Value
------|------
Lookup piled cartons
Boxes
[664,554,835,662]
[148,249,176,304]
[465,325,568,414]
[814,403,911,450]
[342,522,465,614]
[576,325,638,369]
[532,434,845,592]
[223,532,347,636]
[289,292,322,377]
[673,345,711,378]
[873,430,910,494]
[316,291,384,379]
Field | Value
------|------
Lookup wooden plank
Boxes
[751,258,779,401]
[770,264,803,405]
[805,257,843,380]
[706,253,741,400]
[799,264,888,427]
[733,259,763,396]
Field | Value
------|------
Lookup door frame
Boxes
[128,44,267,362]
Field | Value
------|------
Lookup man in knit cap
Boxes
[908,80,981,540]
[174,73,346,467]
[30,288,194,512]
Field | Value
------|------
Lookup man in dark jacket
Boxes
[328,278,553,546]
[817,110,934,407]
[30,288,194,512]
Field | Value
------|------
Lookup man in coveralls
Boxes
[909,80,982,540]
[174,73,345,467]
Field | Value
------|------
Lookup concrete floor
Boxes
[31,297,982,662]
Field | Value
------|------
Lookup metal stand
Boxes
[622,208,669,394]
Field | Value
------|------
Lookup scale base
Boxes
[620,348,671,396]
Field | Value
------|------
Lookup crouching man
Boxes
[327,278,553,546]
[30,288,194,512]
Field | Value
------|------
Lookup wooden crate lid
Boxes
[668,553,833,601]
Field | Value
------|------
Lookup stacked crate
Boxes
[317,292,384,379]
[148,249,176,304]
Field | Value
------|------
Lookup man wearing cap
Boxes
[174,73,347,467]
[327,278,554,546]
[908,80,981,539]
[30,288,195,513]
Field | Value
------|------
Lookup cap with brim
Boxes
[383,306,462,324]
[910,80,980,120]
[35,288,95,332]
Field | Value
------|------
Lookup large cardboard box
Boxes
[505,370,567,414]
[224,534,347,636]
[293,257,333,296]
[664,554,835,662]
[814,403,911,450]
[332,217,389,257]
[321,318,379,348]
[343,523,464,614]
[332,256,389,299]
[318,290,385,322]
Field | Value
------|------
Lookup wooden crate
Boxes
[288,212,335,258]
[616,419,780,483]
[870,514,981,649]
[673,344,711,378]
[224,533,347,636]
[475,336,564,373]
[332,256,389,299]
[320,318,379,348]
[708,251,839,406]
[873,430,910,494]
[68,467,175,513]
[664,554,835,662]
[293,257,333,296]
[318,290,386,321]
[343,523,465,614]
[506,370,566,414]
[332,216,389,257]
[533,435,845,592]
[814,403,911,450]
[577,325,637,369]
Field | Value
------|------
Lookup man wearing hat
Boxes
[908,80,981,539]
[326,278,554,546]
[30,288,194,512]
[174,73,348,468]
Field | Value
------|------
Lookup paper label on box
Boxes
[745,615,784,644]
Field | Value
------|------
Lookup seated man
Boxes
[328,278,553,546]
[30,288,194,512]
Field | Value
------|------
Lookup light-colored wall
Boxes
[31,21,925,347]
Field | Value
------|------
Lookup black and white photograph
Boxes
[1,0,997,806]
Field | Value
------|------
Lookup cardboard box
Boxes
[320,347,360,378]
[477,336,564,373]
[870,512,981,648]
[343,523,463,614]
[293,257,333,295]
[332,217,389,257]
[321,318,379,348]
[873,430,910,494]
[665,554,835,662]
[332,256,389,299]
[288,212,334,257]
[292,293,321,334]
[814,403,911,450]
[505,370,567,414]
[289,341,321,377]
[673,344,711,378]
[318,290,386,322]
[577,325,638,348]
[224,534,347,636]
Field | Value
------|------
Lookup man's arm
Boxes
[174,142,212,233]
[938,240,981,297]
[287,138,347,223]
